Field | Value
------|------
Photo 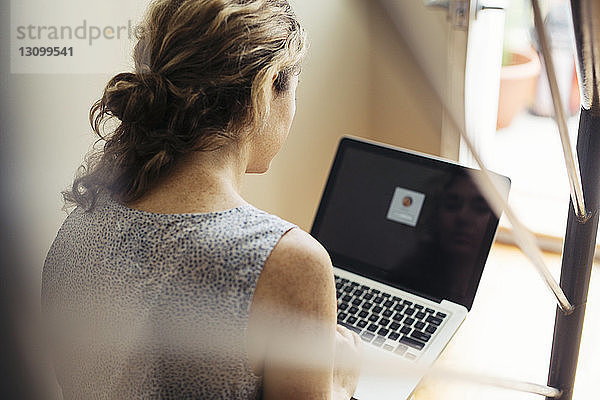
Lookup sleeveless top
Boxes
[42,193,296,399]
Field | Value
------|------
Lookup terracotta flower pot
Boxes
[569,63,581,115]
[496,50,541,129]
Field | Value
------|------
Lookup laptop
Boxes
[310,136,510,399]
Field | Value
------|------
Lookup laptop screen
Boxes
[311,137,509,310]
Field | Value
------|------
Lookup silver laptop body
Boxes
[310,137,510,399]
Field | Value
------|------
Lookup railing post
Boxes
[546,108,600,399]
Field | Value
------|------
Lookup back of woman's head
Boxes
[64,0,307,210]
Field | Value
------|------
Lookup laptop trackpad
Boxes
[352,346,422,400]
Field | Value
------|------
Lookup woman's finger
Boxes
[336,324,353,340]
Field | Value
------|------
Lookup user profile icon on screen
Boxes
[387,187,425,227]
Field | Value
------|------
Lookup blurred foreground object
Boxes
[531,1,579,117]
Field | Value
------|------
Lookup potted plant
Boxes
[496,48,541,129]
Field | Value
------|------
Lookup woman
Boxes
[42,0,361,399]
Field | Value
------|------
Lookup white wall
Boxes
[367,2,443,156]
[8,74,108,265]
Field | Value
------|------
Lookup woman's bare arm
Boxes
[248,227,360,400]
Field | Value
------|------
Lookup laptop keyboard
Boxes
[335,276,447,359]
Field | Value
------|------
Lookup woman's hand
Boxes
[332,324,362,399]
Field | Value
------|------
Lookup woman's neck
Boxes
[126,141,251,214]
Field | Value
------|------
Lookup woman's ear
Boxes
[273,70,289,93]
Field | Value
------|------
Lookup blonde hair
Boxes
[64,0,307,209]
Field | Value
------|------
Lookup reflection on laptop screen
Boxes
[312,140,504,309]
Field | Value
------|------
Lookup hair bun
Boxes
[103,72,169,127]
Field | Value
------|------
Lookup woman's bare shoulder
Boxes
[250,226,336,320]
[269,227,332,267]
[262,227,335,303]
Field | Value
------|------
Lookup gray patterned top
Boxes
[42,192,296,399]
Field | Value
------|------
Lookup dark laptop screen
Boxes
[311,138,509,310]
